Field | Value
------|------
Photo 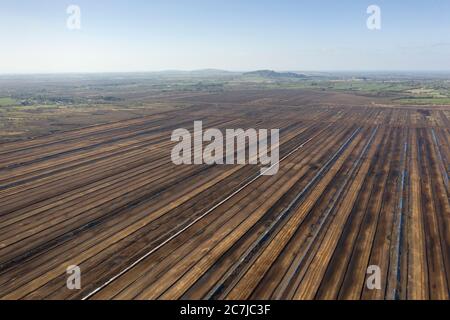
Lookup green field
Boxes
[396,97,450,105]
[0,97,18,106]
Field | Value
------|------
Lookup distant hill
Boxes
[243,70,308,79]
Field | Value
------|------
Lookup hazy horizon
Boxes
[3,68,450,76]
[2,0,450,74]
[3,69,450,77]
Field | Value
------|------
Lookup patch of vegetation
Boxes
[396,97,450,105]
[0,97,17,106]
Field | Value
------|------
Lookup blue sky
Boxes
[1,0,450,73]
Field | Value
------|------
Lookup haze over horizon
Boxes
[1,0,450,74]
